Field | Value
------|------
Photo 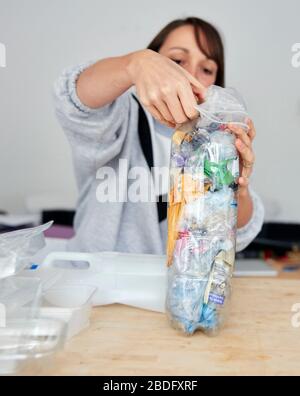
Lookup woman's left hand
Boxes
[227,119,256,195]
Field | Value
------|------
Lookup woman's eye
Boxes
[172,59,182,65]
[203,68,213,75]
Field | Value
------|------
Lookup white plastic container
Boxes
[43,285,96,308]
[0,222,53,279]
[42,251,167,312]
[41,285,97,339]
[0,277,42,319]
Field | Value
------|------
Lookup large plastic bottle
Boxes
[166,85,249,335]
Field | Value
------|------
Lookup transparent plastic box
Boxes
[0,222,53,279]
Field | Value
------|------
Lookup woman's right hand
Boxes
[126,49,207,128]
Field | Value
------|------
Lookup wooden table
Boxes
[25,278,300,376]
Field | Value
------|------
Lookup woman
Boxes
[54,17,264,254]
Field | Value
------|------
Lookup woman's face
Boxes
[159,25,218,88]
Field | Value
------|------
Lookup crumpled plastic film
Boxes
[166,85,249,335]
[0,221,53,279]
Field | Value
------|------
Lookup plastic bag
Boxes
[166,85,249,335]
[0,221,53,279]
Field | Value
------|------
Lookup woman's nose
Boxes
[183,64,205,86]
[183,63,198,79]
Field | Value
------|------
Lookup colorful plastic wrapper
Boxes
[166,85,249,335]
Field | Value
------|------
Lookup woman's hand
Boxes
[227,119,256,196]
[126,49,206,127]
[227,119,256,228]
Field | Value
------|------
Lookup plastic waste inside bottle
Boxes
[166,85,249,335]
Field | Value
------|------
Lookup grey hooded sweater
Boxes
[53,62,264,254]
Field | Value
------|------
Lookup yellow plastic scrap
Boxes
[167,173,212,266]
[172,130,192,146]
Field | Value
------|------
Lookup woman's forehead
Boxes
[161,25,210,57]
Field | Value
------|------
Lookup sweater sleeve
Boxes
[236,186,265,252]
[53,62,132,186]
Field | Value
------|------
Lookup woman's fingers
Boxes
[227,119,256,189]
[162,78,202,123]
[227,123,252,148]
[142,83,197,125]
[247,118,256,142]
[152,98,176,124]
[181,67,207,100]
[229,118,256,143]
[236,139,255,167]
[238,175,250,189]
[177,83,200,120]
[236,139,255,185]
[144,104,163,121]
[164,92,190,125]
[161,76,202,124]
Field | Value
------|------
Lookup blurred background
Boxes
[0,0,299,252]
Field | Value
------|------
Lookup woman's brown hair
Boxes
[147,17,225,87]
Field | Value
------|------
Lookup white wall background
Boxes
[0,0,299,221]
